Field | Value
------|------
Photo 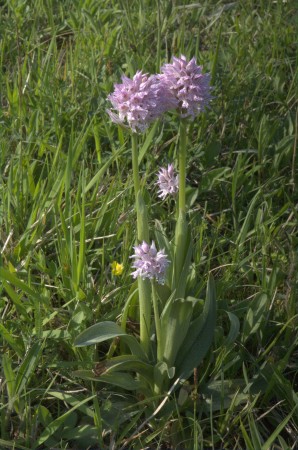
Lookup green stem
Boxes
[151,281,162,362]
[131,133,140,195]
[131,133,151,354]
[172,119,189,295]
[156,0,161,72]
[178,119,187,214]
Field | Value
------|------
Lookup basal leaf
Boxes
[33,395,96,448]
[160,296,197,368]
[74,321,127,346]
[176,276,217,379]
[104,355,154,384]
[154,361,175,393]
[224,311,240,347]
[74,321,147,360]
[73,370,141,391]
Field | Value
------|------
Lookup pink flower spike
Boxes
[159,55,213,119]
[107,70,176,133]
[157,164,179,200]
[130,241,169,284]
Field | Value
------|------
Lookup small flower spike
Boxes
[131,241,169,284]
[157,164,179,200]
[159,55,212,118]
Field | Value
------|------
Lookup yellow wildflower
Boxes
[111,261,124,276]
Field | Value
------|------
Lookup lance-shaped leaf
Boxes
[154,361,175,393]
[15,341,43,397]
[224,311,240,347]
[160,295,198,369]
[200,379,248,412]
[175,276,217,379]
[74,321,147,361]
[172,211,191,298]
[172,236,193,300]
[103,355,154,385]
[73,370,142,391]
[154,220,171,258]
[242,293,268,343]
[155,219,173,303]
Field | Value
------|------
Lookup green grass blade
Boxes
[261,406,297,450]
[32,395,96,448]
[2,354,16,409]
[15,342,43,397]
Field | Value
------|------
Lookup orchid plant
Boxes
[74,56,216,400]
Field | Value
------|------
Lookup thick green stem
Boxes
[131,133,151,354]
[173,210,188,297]
[156,0,161,72]
[178,119,187,214]
[173,119,189,295]
[131,133,140,195]
[151,281,162,362]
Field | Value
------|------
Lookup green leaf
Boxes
[235,190,260,248]
[48,391,94,418]
[15,342,43,397]
[154,361,175,393]
[2,281,29,319]
[176,276,217,379]
[74,321,147,360]
[74,321,130,345]
[2,354,16,409]
[172,215,192,299]
[201,379,249,412]
[261,406,297,450]
[138,121,158,164]
[160,296,197,368]
[224,311,240,347]
[84,144,125,193]
[155,220,171,256]
[211,21,223,84]
[0,267,40,302]
[248,413,263,450]
[198,168,229,193]
[240,419,255,450]
[77,170,86,286]
[73,370,141,391]
[33,395,96,448]
[0,439,30,450]
[62,424,99,445]
[155,220,173,303]
[203,141,221,166]
[0,323,24,357]
[136,191,152,354]
[37,405,53,427]
[242,293,268,342]
[104,355,154,380]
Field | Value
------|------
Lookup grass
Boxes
[0,0,297,448]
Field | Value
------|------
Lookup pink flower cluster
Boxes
[107,55,212,132]
[157,164,179,200]
[107,71,176,133]
[159,55,212,118]
[131,241,169,284]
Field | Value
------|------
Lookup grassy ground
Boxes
[0,0,297,448]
